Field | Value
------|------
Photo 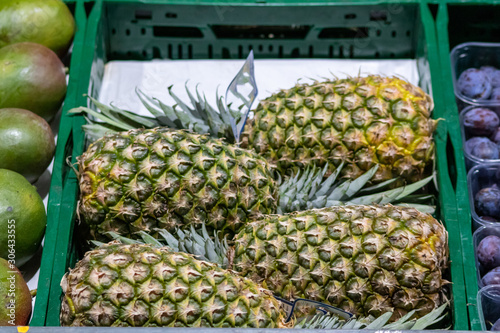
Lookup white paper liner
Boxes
[98,58,419,116]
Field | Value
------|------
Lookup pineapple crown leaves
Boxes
[296,302,449,330]
[137,85,241,143]
[278,163,437,215]
[69,86,240,143]
[91,227,230,268]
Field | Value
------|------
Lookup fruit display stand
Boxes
[38,0,469,329]
[435,1,500,330]
[28,0,89,326]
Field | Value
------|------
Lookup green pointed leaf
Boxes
[343,165,379,199]
[89,96,157,128]
[411,304,448,330]
[327,180,352,201]
[105,232,140,244]
[307,167,327,199]
[168,85,195,115]
[383,310,415,329]
[395,203,436,214]
[109,101,159,128]
[325,199,343,207]
[136,88,172,119]
[348,184,406,205]
[314,162,344,198]
[156,229,180,251]
[70,107,134,130]
[136,231,163,247]
[395,194,435,204]
[340,318,360,329]
[392,174,435,202]
[364,312,392,329]
[356,178,398,195]
[91,240,105,247]
[81,124,116,141]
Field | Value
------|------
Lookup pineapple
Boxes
[60,242,288,327]
[242,76,436,182]
[158,205,449,320]
[77,128,278,240]
[77,127,435,241]
[60,241,449,328]
[74,75,436,184]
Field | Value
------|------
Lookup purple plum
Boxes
[492,127,500,144]
[466,137,492,154]
[483,267,500,286]
[491,70,500,88]
[466,137,499,159]
[476,185,500,218]
[482,216,499,222]
[477,235,500,270]
[457,68,492,99]
[463,108,500,136]
[481,66,498,77]
[492,88,500,102]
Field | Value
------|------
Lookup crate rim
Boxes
[435,2,482,330]
[29,0,88,326]
[44,0,469,329]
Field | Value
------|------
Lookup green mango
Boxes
[0,42,67,121]
[0,108,55,183]
[0,0,75,57]
[0,169,46,268]
[0,258,32,326]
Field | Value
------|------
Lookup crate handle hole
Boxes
[166,12,178,19]
[370,10,388,22]
[153,26,203,38]
[345,13,356,20]
[135,10,152,20]
[211,25,310,39]
[318,27,368,39]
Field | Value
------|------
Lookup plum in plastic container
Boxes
[460,106,500,169]
[467,164,500,230]
[451,42,500,113]
[473,226,500,289]
[478,285,500,330]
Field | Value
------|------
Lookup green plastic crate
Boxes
[45,0,469,329]
[29,0,89,326]
[434,1,500,331]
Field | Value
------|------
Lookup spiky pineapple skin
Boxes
[77,128,278,240]
[60,243,287,327]
[243,76,436,183]
[231,205,448,320]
